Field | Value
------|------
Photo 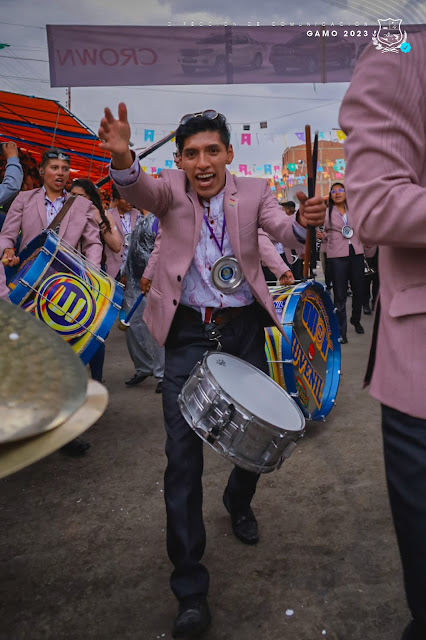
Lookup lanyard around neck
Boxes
[203,206,226,255]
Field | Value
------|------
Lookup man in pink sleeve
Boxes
[340,31,426,640]
[99,105,325,638]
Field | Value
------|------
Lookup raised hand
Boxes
[98,103,133,169]
[2,141,19,159]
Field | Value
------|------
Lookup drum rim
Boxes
[203,350,305,432]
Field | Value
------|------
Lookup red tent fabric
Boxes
[0,90,109,183]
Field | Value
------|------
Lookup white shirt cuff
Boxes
[110,155,140,186]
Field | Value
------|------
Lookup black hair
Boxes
[175,113,231,154]
[328,182,346,218]
[40,147,70,169]
[70,178,111,232]
[285,201,296,209]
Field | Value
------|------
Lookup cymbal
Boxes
[0,379,108,479]
[0,299,88,443]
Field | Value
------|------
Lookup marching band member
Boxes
[104,184,140,279]
[99,105,325,638]
[340,32,426,640]
[0,148,102,456]
[321,182,365,343]
[123,210,165,391]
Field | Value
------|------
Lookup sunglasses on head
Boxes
[46,151,70,162]
[179,110,219,126]
[331,188,345,194]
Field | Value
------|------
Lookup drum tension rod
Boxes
[207,404,235,444]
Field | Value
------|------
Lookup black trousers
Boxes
[162,303,269,601]
[363,251,379,308]
[328,246,364,338]
[382,405,426,639]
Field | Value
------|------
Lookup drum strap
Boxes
[46,195,78,232]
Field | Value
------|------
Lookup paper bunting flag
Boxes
[144,129,155,142]
[295,132,305,142]
[336,130,346,141]
[241,133,251,145]
[264,164,272,175]
[165,160,173,168]
[334,158,346,171]
[239,164,248,175]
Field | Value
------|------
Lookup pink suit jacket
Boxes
[104,206,140,277]
[321,205,363,258]
[339,33,426,419]
[114,168,304,347]
[0,188,102,266]
[0,188,103,300]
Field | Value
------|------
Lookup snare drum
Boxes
[178,351,305,474]
[265,281,341,421]
[6,230,123,365]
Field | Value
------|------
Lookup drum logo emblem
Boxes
[35,272,96,339]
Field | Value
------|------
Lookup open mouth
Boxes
[195,173,215,187]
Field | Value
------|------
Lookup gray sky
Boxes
[0,0,423,172]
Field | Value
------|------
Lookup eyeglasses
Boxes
[331,188,345,194]
[179,110,219,126]
[46,151,70,162]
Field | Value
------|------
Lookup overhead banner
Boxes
[46,24,386,87]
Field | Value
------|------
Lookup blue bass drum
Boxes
[265,281,341,421]
[6,230,124,365]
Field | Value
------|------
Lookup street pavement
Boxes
[1,292,409,640]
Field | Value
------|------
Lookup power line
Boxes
[0,21,45,29]
[0,74,49,83]
[129,86,342,102]
[0,55,48,62]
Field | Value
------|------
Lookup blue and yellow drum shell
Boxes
[6,231,123,365]
[265,281,341,421]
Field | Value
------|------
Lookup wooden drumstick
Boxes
[303,126,318,279]
[24,301,37,313]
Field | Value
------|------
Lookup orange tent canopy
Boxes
[0,90,109,183]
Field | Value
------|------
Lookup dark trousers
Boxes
[89,342,105,382]
[363,251,379,308]
[328,246,364,338]
[162,303,268,601]
[382,405,426,639]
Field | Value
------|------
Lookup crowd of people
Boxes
[1,31,425,639]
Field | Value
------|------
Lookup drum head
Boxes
[205,352,304,432]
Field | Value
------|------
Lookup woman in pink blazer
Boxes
[322,182,365,343]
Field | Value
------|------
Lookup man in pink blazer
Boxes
[99,105,325,637]
[340,32,426,640]
[0,149,102,272]
[104,184,140,278]
[0,148,102,456]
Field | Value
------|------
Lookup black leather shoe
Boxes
[155,381,163,394]
[125,373,149,386]
[60,438,91,456]
[363,305,372,315]
[338,336,348,344]
[223,490,259,545]
[172,595,211,638]
[350,319,365,334]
